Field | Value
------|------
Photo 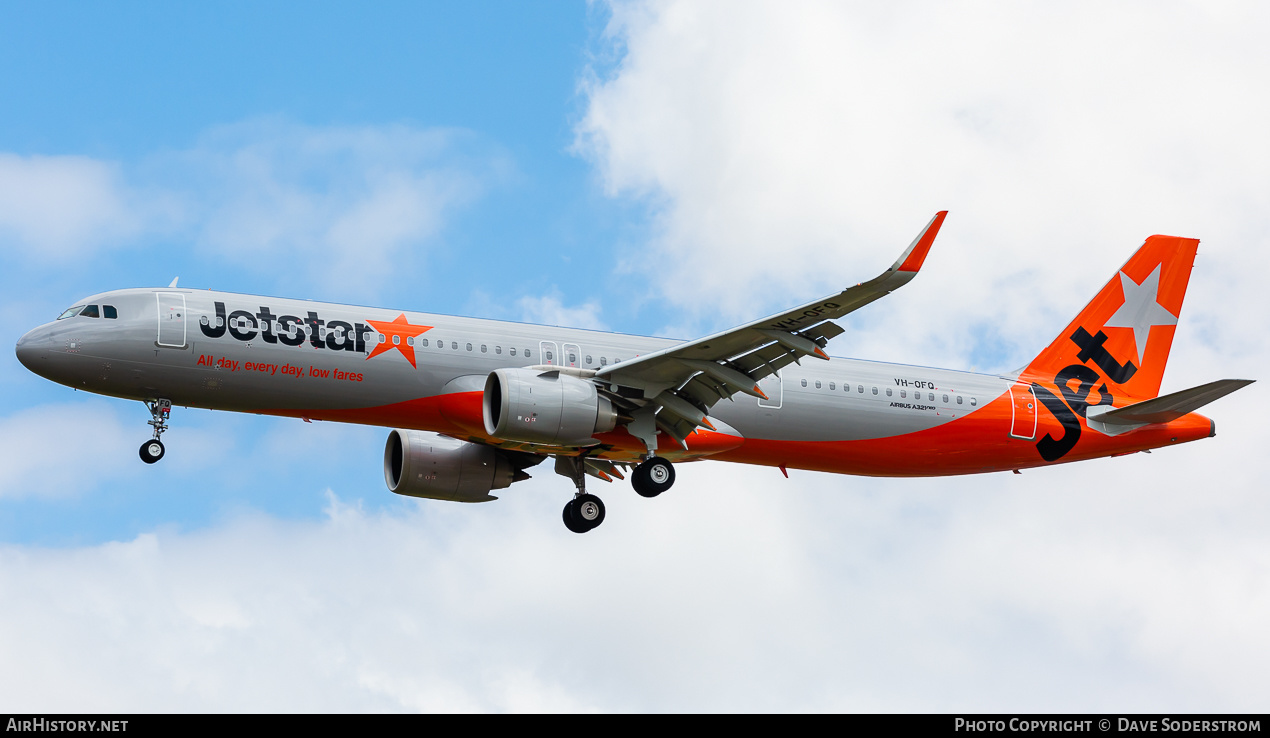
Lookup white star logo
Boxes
[1103,264,1178,364]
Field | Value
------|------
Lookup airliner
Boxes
[14,212,1252,532]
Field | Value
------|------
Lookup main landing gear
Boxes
[556,456,606,534]
[556,455,677,533]
[139,398,171,464]
[632,456,675,498]
[563,494,606,534]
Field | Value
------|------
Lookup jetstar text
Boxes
[199,301,373,353]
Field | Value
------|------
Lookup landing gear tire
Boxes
[139,439,165,464]
[563,495,605,533]
[632,456,675,498]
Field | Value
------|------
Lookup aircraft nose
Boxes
[15,326,51,373]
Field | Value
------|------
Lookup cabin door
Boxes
[156,293,187,348]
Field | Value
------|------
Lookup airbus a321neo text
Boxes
[16,213,1252,532]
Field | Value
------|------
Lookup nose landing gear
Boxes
[139,399,171,464]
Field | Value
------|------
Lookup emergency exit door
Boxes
[1009,382,1037,440]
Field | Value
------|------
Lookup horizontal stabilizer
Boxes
[1088,379,1254,426]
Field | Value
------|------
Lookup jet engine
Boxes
[384,430,521,503]
[483,367,618,445]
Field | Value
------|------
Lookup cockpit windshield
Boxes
[57,306,85,320]
[79,305,100,318]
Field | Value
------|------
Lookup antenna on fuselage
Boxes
[168,277,179,288]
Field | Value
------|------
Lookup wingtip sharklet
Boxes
[894,210,948,273]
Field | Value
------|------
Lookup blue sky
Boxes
[1,0,1267,712]
[0,1,644,545]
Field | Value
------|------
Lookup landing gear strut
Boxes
[632,456,675,498]
[139,399,171,464]
[556,456,606,534]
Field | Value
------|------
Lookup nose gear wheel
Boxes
[139,439,165,464]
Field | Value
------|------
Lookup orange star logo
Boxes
[365,314,432,368]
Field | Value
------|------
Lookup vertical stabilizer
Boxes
[1021,235,1199,401]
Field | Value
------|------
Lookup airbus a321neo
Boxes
[15,212,1252,532]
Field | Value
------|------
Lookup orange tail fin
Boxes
[1021,235,1199,401]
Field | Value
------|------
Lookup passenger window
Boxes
[103,305,117,319]
[57,306,85,320]
[510,348,517,356]
[79,305,100,318]
[886,388,892,396]
[900,390,906,398]
[421,338,428,347]
[466,343,473,351]
[451,342,458,350]
[956,395,963,405]
[481,345,487,353]
[928,393,935,401]
[858,385,864,393]
[546,351,554,362]
[406,337,413,346]
[392,335,400,345]
[801,379,808,387]
[600,357,607,366]
[379,334,387,344]
[568,353,576,364]
[829,382,835,391]
[495,346,502,354]
[872,387,878,395]
[199,316,209,326]
[970,398,977,407]
[525,350,532,358]
[942,394,949,403]
[815,380,821,389]
[586,355,592,365]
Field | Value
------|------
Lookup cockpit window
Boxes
[79,305,100,318]
[103,305,118,319]
[57,306,85,320]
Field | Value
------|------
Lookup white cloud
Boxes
[169,120,499,297]
[0,154,146,259]
[0,120,503,301]
[1,438,1267,712]
[0,402,135,499]
[577,0,1270,377]
[517,289,608,330]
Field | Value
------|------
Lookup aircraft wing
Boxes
[595,211,948,448]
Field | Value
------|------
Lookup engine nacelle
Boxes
[483,368,618,445]
[384,430,516,503]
